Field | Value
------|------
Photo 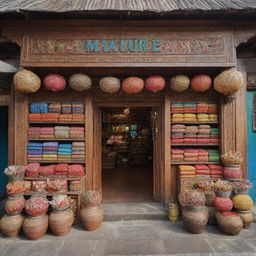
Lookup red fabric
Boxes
[195,165,209,170]
[208,165,223,170]
[26,163,40,177]
[38,165,55,177]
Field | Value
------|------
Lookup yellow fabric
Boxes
[178,165,196,171]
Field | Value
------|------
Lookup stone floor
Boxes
[1,220,256,256]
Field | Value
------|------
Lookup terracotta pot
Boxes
[208,207,217,225]
[44,74,66,91]
[191,74,212,92]
[170,75,190,92]
[232,194,253,211]
[49,208,74,236]
[23,214,48,240]
[182,206,208,234]
[122,77,144,94]
[215,211,243,235]
[145,75,165,92]
[205,191,216,207]
[223,165,241,180]
[237,211,253,229]
[99,77,120,93]
[69,73,92,91]
[80,205,104,231]
[0,214,24,237]
[214,197,233,212]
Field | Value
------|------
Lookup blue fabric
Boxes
[59,144,72,149]
[30,103,49,113]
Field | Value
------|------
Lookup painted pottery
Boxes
[80,205,104,231]
[168,202,179,222]
[223,165,241,180]
[205,191,216,207]
[0,214,24,237]
[170,75,190,92]
[145,75,165,92]
[237,210,253,229]
[99,76,120,93]
[122,77,144,94]
[69,73,92,91]
[191,74,212,92]
[44,74,66,91]
[23,214,48,240]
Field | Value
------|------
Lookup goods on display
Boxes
[122,77,144,94]
[44,74,66,91]
[145,75,165,92]
[50,195,70,210]
[69,73,92,91]
[6,180,31,195]
[170,75,190,92]
[5,196,25,215]
[14,69,41,93]
[25,197,49,217]
[232,194,253,211]
[47,179,68,193]
[83,190,102,206]
[168,202,179,222]
[31,181,47,192]
[237,211,254,229]
[4,165,26,180]
[99,76,120,93]
[214,196,233,212]
[191,74,212,92]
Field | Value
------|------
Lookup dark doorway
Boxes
[102,107,153,202]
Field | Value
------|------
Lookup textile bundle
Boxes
[195,164,210,177]
[68,164,85,177]
[30,103,48,113]
[208,164,223,178]
[171,148,184,162]
[27,142,43,161]
[171,103,218,114]
[72,142,85,159]
[58,143,72,160]
[55,163,69,176]
[69,127,85,139]
[49,103,61,113]
[55,126,70,138]
[183,103,196,113]
[72,103,84,114]
[178,165,196,178]
[69,181,82,191]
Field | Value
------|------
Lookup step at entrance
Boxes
[102,203,167,221]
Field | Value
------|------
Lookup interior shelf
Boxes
[171,144,219,146]
[24,176,86,181]
[28,138,85,141]
[29,121,85,125]
[171,122,219,125]
[28,160,85,164]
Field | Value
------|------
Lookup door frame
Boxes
[92,101,170,203]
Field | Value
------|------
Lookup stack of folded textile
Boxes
[55,164,69,177]
[40,127,55,139]
[208,104,218,113]
[196,103,208,113]
[27,142,43,161]
[69,181,82,191]
[58,144,72,160]
[178,165,196,178]
[28,127,41,139]
[197,125,211,144]
[72,103,84,114]
[208,164,223,178]
[195,165,210,177]
[69,127,85,139]
[171,148,184,162]
[30,103,48,113]
[210,128,220,143]
[26,163,40,177]
[72,142,85,160]
[184,126,198,143]
[49,103,61,113]
[184,149,199,162]
[72,114,85,122]
[59,114,72,122]
[171,103,184,113]
[62,103,72,114]
[41,113,59,122]
[68,164,85,177]
[43,142,58,161]
[184,113,197,122]
[209,114,218,122]
[198,149,209,162]
[197,113,209,122]
[184,103,196,113]
[172,113,184,122]
[38,165,55,177]
[55,126,70,138]
[29,113,42,122]
[171,124,185,143]
[207,149,220,162]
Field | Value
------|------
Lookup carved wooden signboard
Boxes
[20,26,235,67]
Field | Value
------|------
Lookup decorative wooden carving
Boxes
[233,27,256,48]
[1,27,23,47]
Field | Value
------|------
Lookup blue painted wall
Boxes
[0,107,8,192]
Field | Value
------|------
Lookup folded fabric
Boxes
[30,103,49,113]
[171,139,184,143]
[179,165,196,171]
[183,139,197,143]
[180,175,196,178]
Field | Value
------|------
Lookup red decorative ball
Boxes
[214,197,233,212]
[122,77,144,94]
[191,74,212,92]
[44,74,66,91]
[145,75,165,92]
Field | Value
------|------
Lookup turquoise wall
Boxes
[0,107,8,192]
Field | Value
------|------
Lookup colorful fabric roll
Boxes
[30,103,49,113]
[28,113,42,121]
[62,103,72,114]
[72,103,84,114]
[49,103,61,113]
[70,181,82,191]
[68,164,85,177]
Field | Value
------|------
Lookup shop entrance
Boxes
[101,107,153,202]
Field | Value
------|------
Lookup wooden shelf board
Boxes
[171,122,219,124]
[28,138,85,141]
[29,121,85,125]
[171,162,221,165]
[24,176,86,181]
[24,191,81,196]
[171,144,219,146]
[28,160,85,164]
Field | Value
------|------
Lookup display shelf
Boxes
[24,175,86,181]
[24,191,82,196]
[171,144,219,146]
[171,122,219,124]
[28,138,85,141]
[171,162,221,165]
[28,160,85,164]
[29,121,85,125]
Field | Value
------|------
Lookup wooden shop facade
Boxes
[0,15,255,203]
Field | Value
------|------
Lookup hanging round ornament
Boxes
[170,75,190,92]
[214,69,244,96]
[69,73,92,91]
[122,77,144,94]
[145,75,165,92]
[44,74,66,91]
[99,77,120,93]
[191,74,212,92]
[14,69,41,93]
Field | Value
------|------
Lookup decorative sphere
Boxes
[69,73,92,91]
[170,75,190,92]
[122,77,144,94]
[99,77,120,93]
[145,75,165,92]
[191,74,212,92]
[44,74,66,91]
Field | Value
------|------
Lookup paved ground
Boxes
[1,220,256,256]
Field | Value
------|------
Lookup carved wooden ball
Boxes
[99,77,120,93]
[122,77,144,94]
[214,69,244,96]
[145,75,165,92]
[69,73,92,91]
[44,74,66,91]
[170,75,190,92]
[191,74,212,92]
[14,69,41,93]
